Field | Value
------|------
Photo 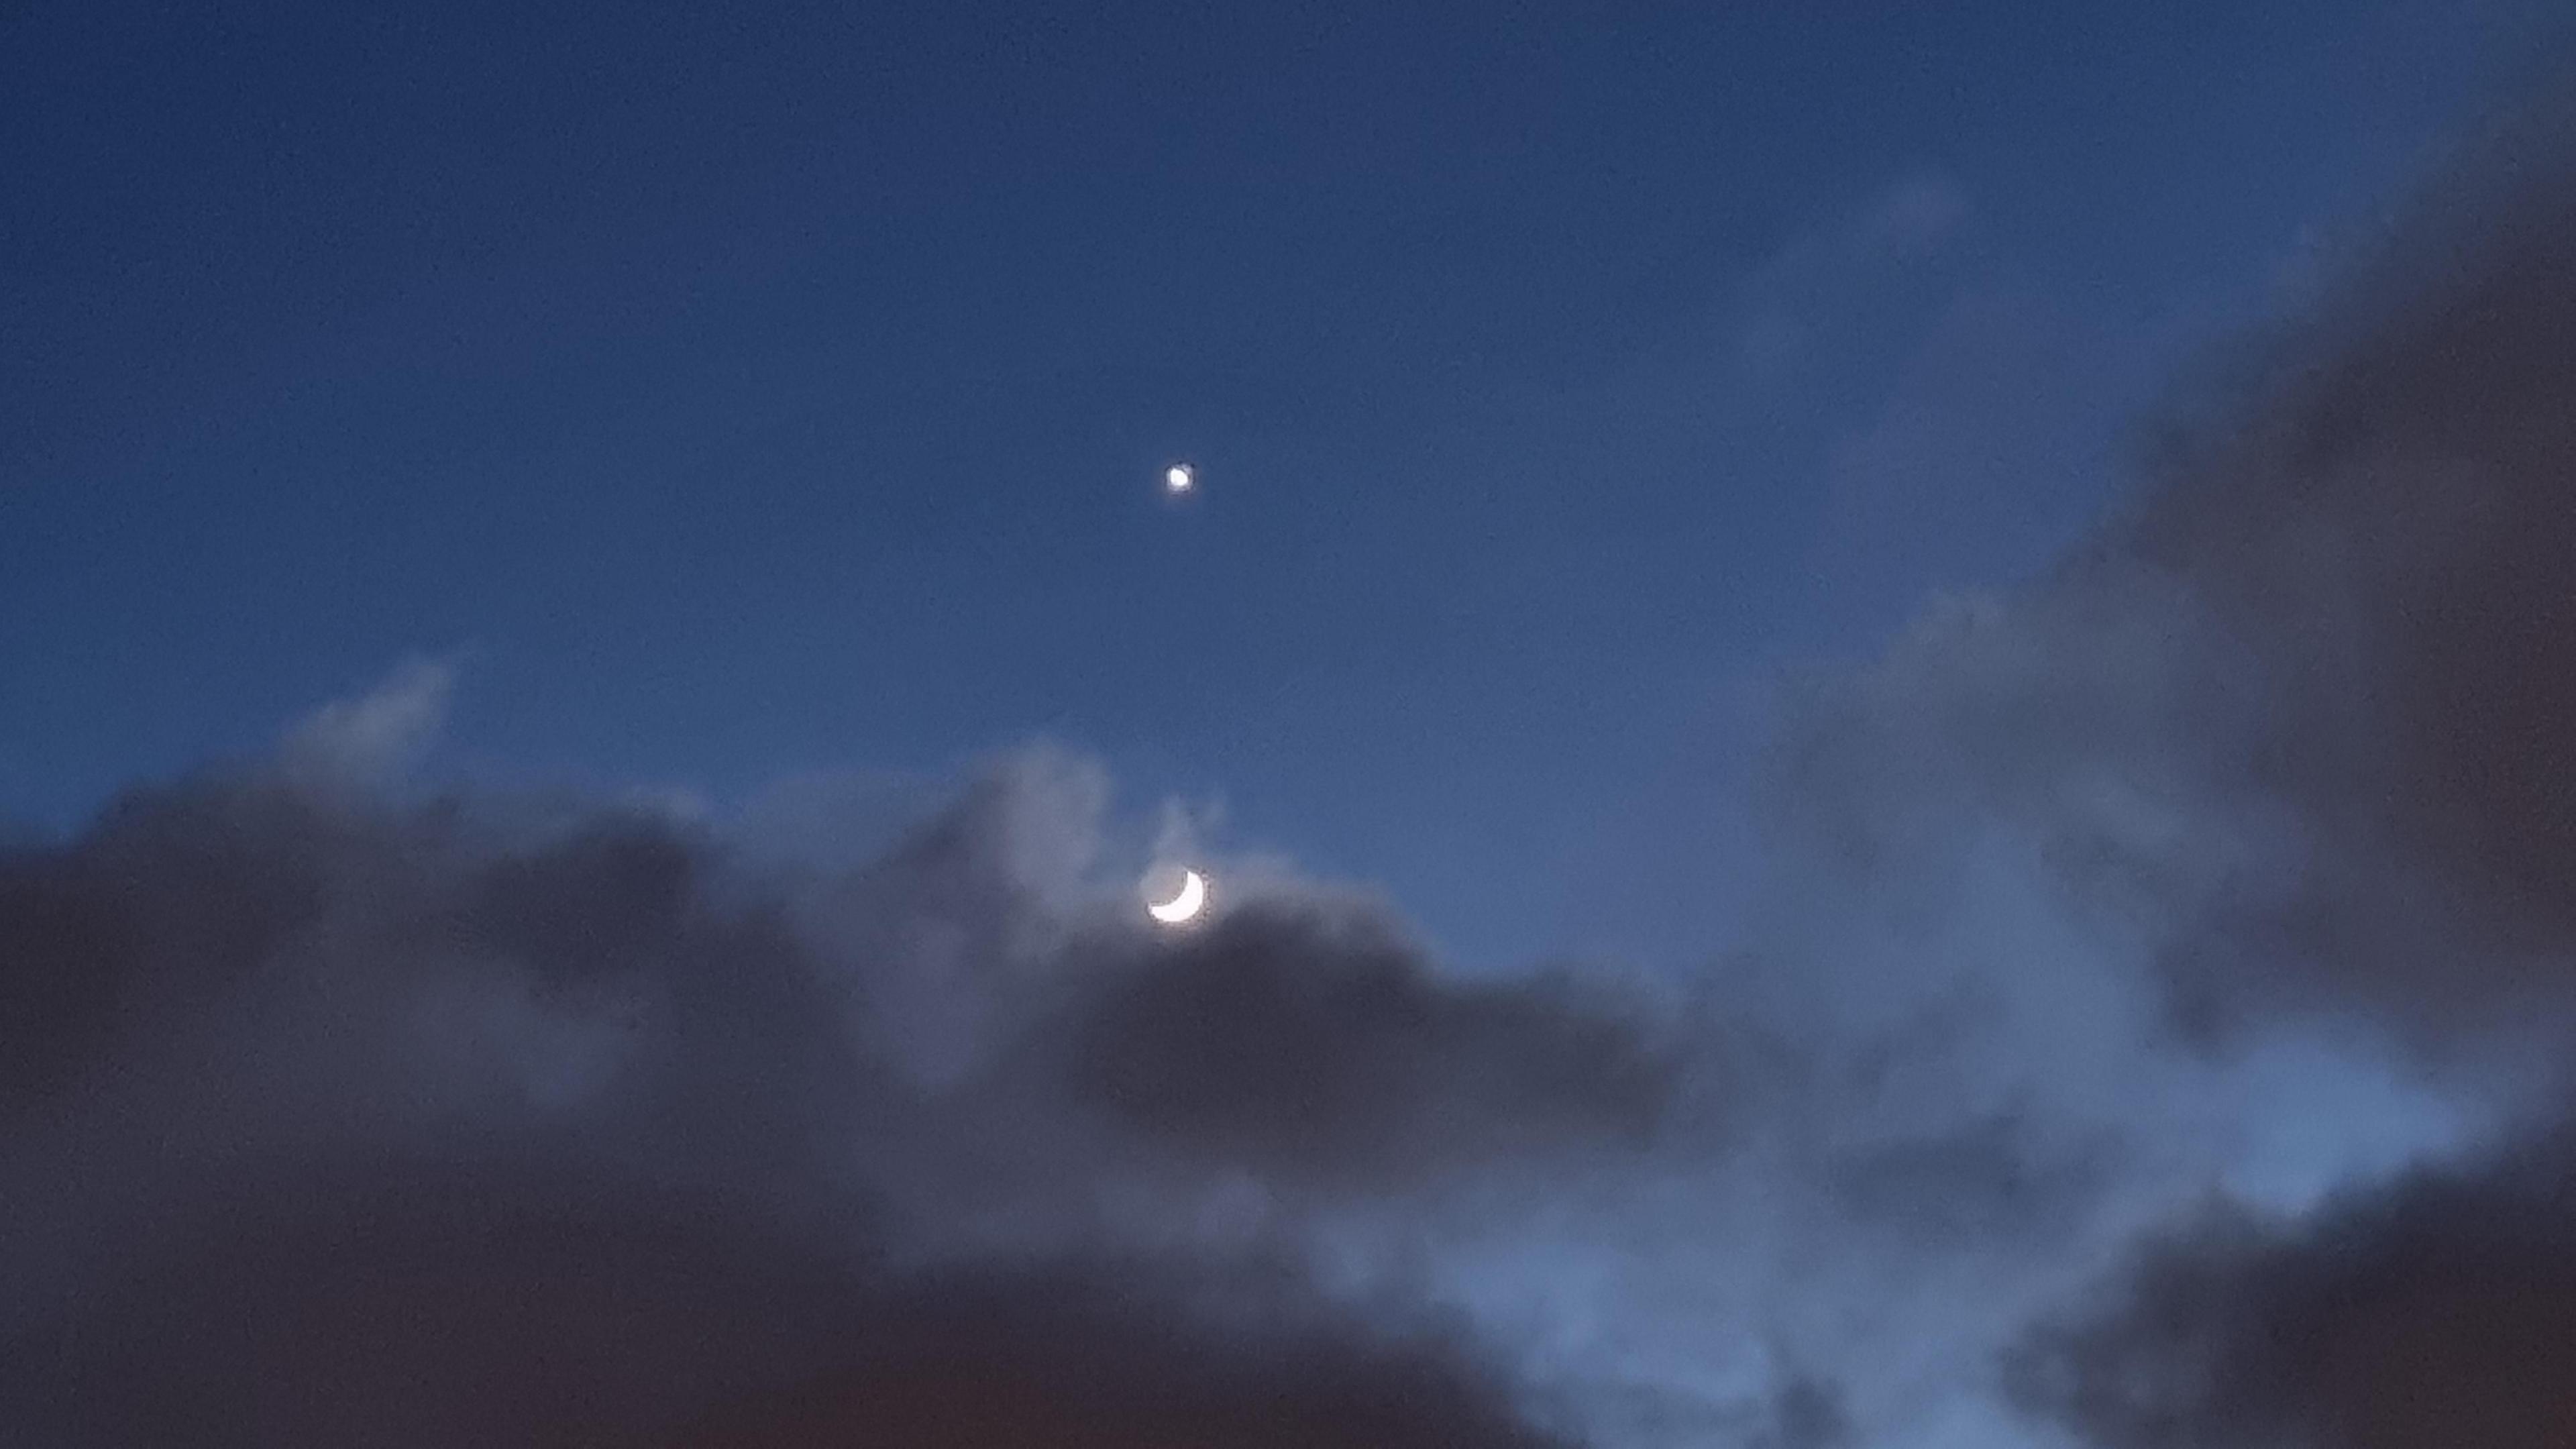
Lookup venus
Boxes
[1164,463,1195,493]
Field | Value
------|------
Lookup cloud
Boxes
[1034,902,1679,1187]
[2006,1130,2576,1449]
[1766,81,2576,1055]
[1715,68,2576,1449]
[0,681,1680,1445]
[0,1152,1574,1449]
[1819,1103,2117,1246]
[671,1253,1576,1449]
[2093,95,2576,1046]
[1728,170,1975,384]
[1719,70,2576,1449]
[277,654,459,788]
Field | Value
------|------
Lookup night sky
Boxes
[8,3,2576,1447]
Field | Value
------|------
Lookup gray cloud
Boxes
[1719,66,2576,1449]
[1745,71,2576,1449]
[670,1252,1575,1449]
[2102,93,2576,1045]
[0,700,1678,1445]
[0,1151,1572,1449]
[1767,82,2576,1055]
[278,654,459,788]
[2006,1131,2576,1449]
[1752,1374,1856,1449]
[1034,902,1678,1187]
[1819,1104,2117,1247]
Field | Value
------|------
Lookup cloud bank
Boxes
[0,704,1686,1446]
[1756,78,2576,1449]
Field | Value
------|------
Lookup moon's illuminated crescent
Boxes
[1146,868,1206,924]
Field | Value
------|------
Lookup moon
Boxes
[1164,462,1195,493]
[1145,867,1207,925]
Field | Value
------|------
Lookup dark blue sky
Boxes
[1,0,2549,970]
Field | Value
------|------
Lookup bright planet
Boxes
[1164,463,1195,493]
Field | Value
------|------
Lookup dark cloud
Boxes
[2007,1131,2576,1449]
[1755,1374,1856,1449]
[0,737,1662,1444]
[1931,72,2576,1449]
[1821,1104,2114,1246]
[2107,87,2576,1039]
[0,779,341,1110]
[1,1159,880,1448]
[1705,67,2576,1449]
[673,1255,1573,1449]
[0,1151,1568,1449]
[1766,80,2576,1051]
[1036,902,1677,1187]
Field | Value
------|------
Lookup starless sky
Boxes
[0,0,2553,972]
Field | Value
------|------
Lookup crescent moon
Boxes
[1146,868,1206,924]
